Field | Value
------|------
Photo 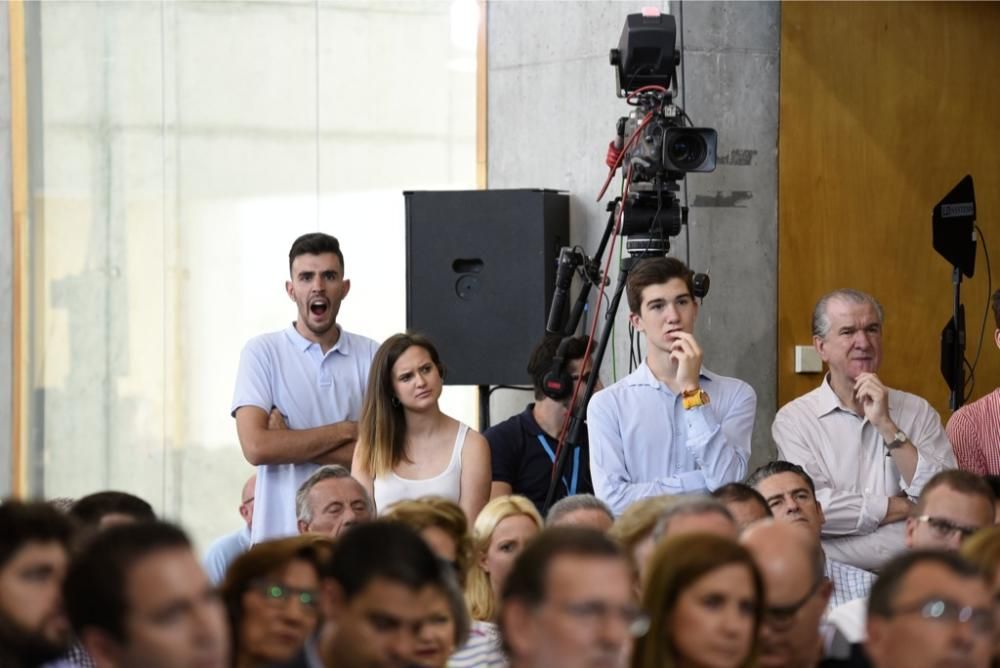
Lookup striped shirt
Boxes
[448,620,507,668]
[947,388,1000,475]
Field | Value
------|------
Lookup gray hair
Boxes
[811,289,884,338]
[295,465,373,524]
[546,494,614,527]
[652,496,734,541]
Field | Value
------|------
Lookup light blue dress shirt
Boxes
[202,525,251,585]
[231,324,378,543]
[587,362,756,516]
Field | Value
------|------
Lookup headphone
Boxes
[541,338,575,401]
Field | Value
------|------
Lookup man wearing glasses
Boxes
[827,469,996,643]
[742,521,833,668]
[499,528,640,668]
[865,551,994,668]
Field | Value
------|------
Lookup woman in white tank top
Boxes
[352,333,491,521]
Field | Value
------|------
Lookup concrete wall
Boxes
[486,1,780,466]
[1,5,13,497]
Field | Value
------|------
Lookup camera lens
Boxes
[666,133,707,170]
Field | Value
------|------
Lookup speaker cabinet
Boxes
[404,189,569,386]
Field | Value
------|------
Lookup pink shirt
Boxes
[947,388,1000,475]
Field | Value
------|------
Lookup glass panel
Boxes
[24,0,477,551]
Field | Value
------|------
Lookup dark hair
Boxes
[288,232,345,275]
[526,335,591,400]
[323,522,446,600]
[357,333,447,476]
[711,483,772,517]
[0,500,74,569]
[501,527,623,610]
[221,536,324,659]
[992,289,1000,330]
[983,475,1000,501]
[914,469,996,516]
[625,257,694,314]
[868,549,984,618]
[69,491,155,529]
[745,460,817,496]
[64,521,192,641]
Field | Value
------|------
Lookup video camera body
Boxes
[610,10,717,248]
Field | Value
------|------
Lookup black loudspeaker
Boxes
[404,189,570,386]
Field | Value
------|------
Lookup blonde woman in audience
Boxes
[221,536,323,668]
[383,496,473,586]
[632,533,763,668]
[353,333,491,520]
[450,495,544,668]
[609,494,680,593]
[962,526,1000,668]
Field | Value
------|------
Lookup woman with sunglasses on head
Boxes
[382,496,473,587]
[220,536,323,668]
[352,333,491,521]
[632,532,763,668]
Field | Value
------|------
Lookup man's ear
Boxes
[628,310,644,332]
[320,578,344,621]
[815,499,826,526]
[813,335,829,362]
[817,577,833,609]
[904,516,917,549]
[286,280,295,301]
[81,627,123,668]
[297,520,310,535]
[500,599,537,660]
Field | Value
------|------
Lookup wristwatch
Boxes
[884,430,908,451]
[682,388,710,410]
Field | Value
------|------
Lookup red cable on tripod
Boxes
[550,165,635,485]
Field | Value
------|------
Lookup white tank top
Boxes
[373,422,469,514]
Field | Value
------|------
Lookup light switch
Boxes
[795,346,823,373]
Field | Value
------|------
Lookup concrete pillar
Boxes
[486,1,780,466]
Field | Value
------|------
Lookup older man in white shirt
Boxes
[772,289,955,571]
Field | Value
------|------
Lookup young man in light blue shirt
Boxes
[231,233,378,543]
[587,257,756,516]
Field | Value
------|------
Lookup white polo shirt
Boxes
[231,324,378,543]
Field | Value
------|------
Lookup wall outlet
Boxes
[795,346,823,373]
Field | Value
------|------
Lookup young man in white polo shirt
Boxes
[232,233,379,543]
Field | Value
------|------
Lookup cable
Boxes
[962,225,993,403]
[551,165,634,483]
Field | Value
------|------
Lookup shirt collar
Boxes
[625,360,713,394]
[815,374,856,418]
[519,404,545,437]
[285,323,349,356]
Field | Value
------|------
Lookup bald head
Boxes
[239,474,256,529]
[741,522,831,668]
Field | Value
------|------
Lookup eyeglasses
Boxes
[250,580,319,611]
[889,598,995,636]
[556,601,651,637]
[763,575,824,630]
[914,515,981,542]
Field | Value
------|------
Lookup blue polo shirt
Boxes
[231,324,378,543]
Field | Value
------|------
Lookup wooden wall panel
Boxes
[778,2,1000,419]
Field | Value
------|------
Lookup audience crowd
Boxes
[4,233,1000,668]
